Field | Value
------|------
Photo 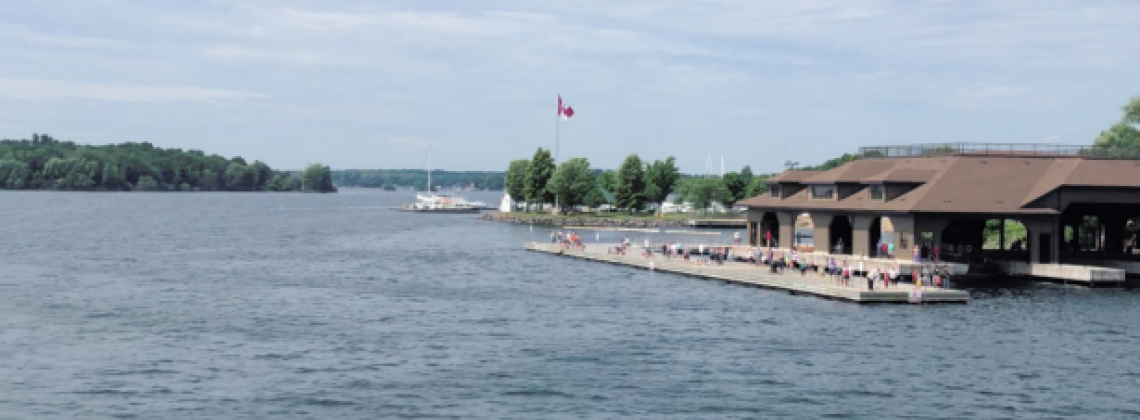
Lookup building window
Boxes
[870,185,884,201]
[811,185,835,200]
[769,185,780,198]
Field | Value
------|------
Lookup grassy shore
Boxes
[493,212,744,220]
[479,211,746,227]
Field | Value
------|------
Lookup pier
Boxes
[997,261,1126,286]
[525,242,969,304]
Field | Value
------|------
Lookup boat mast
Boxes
[425,143,433,194]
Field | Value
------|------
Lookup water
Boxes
[1,190,1138,419]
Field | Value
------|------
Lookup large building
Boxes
[740,144,1140,272]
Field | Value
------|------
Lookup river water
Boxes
[1,189,1138,419]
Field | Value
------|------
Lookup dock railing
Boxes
[859,143,1140,160]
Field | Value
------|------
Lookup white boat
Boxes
[401,145,481,213]
[405,192,480,213]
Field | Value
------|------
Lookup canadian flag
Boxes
[558,95,575,121]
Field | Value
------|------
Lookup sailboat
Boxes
[401,144,481,214]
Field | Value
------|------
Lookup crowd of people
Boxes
[549,231,955,291]
[550,230,585,253]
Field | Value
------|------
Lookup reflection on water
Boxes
[0,189,1138,419]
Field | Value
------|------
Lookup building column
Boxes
[777,211,795,250]
[745,210,760,246]
[890,215,915,256]
[809,212,833,254]
[1023,217,1059,263]
[851,214,876,257]
[999,219,1006,251]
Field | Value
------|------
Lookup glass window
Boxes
[811,185,835,200]
[870,185,884,201]
[769,185,780,198]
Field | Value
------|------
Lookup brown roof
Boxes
[863,168,937,183]
[741,156,1140,215]
[766,170,822,183]
[799,160,895,184]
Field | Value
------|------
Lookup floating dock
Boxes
[525,243,969,304]
[997,261,1126,286]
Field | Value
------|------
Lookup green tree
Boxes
[643,157,681,212]
[250,160,273,191]
[1094,122,1140,148]
[674,177,732,212]
[524,148,555,211]
[1123,96,1140,125]
[740,165,754,186]
[1091,96,1140,150]
[596,170,617,194]
[546,157,594,211]
[801,153,858,171]
[135,175,159,191]
[505,159,530,205]
[224,162,252,190]
[745,175,770,198]
[583,185,609,208]
[614,154,646,212]
[199,168,219,191]
[301,164,336,193]
[722,171,747,203]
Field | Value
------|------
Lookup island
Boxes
[0,134,336,193]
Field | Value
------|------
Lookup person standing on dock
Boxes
[912,244,920,263]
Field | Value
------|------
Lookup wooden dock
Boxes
[525,243,969,304]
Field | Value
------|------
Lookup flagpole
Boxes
[555,94,560,212]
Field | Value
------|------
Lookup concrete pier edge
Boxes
[525,242,969,305]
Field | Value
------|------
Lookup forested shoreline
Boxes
[332,169,505,191]
[0,134,336,193]
[502,148,858,214]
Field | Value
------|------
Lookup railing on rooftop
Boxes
[859,143,1140,160]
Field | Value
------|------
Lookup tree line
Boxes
[0,134,336,193]
[332,169,505,190]
[503,148,789,213]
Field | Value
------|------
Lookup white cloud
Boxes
[0,79,265,103]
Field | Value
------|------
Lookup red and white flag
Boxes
[558,95,575,121]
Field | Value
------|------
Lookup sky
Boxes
[1,1,1138,173]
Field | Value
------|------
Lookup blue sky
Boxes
[1,1,1138,172]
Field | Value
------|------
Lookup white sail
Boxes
[499,193,513,212]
